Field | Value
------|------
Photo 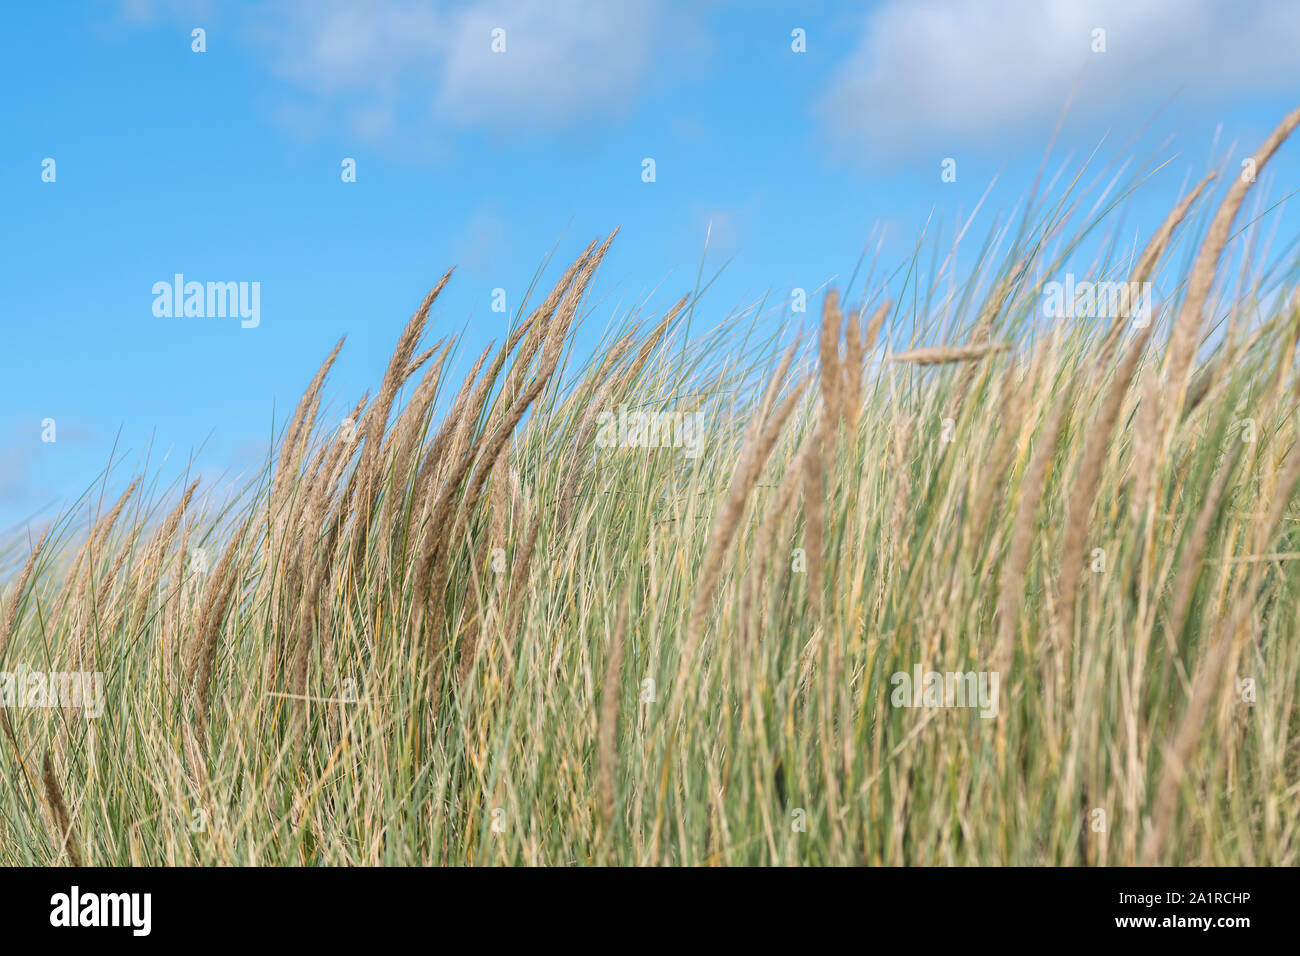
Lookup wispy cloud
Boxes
[435,0,662,125]
[452,200,513,270]
[820,0,1300,161]
[0,448,37,509]
[244,0,664,147]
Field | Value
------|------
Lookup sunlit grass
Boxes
[3,108,1300,865]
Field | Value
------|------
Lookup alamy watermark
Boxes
[0,667,104,719]
[152,274,260,328]
[1042,275,1151,327]
[890,665,999,719]
[50,886,151,936]
[595,405,705,459]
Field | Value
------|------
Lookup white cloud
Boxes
[249,0,663,142]
[437,1,660,125]
[116,0,216,22]
[263,0,447,96]
[820,0,1300,160]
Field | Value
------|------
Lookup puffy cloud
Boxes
[436,0,660,125]
[820,0,1300,160]
[252,0,663,139]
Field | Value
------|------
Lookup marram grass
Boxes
[4,109,1300,866]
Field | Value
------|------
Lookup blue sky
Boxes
[3,0,1300,534]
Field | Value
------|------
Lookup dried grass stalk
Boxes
[996,382,1070,672]
[41,752,83,867]
[1,528,49,661]
[892,343,1011,365]
[1165,108,1300,417]
[1056,324,1153,647]
[598,594,630,834]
